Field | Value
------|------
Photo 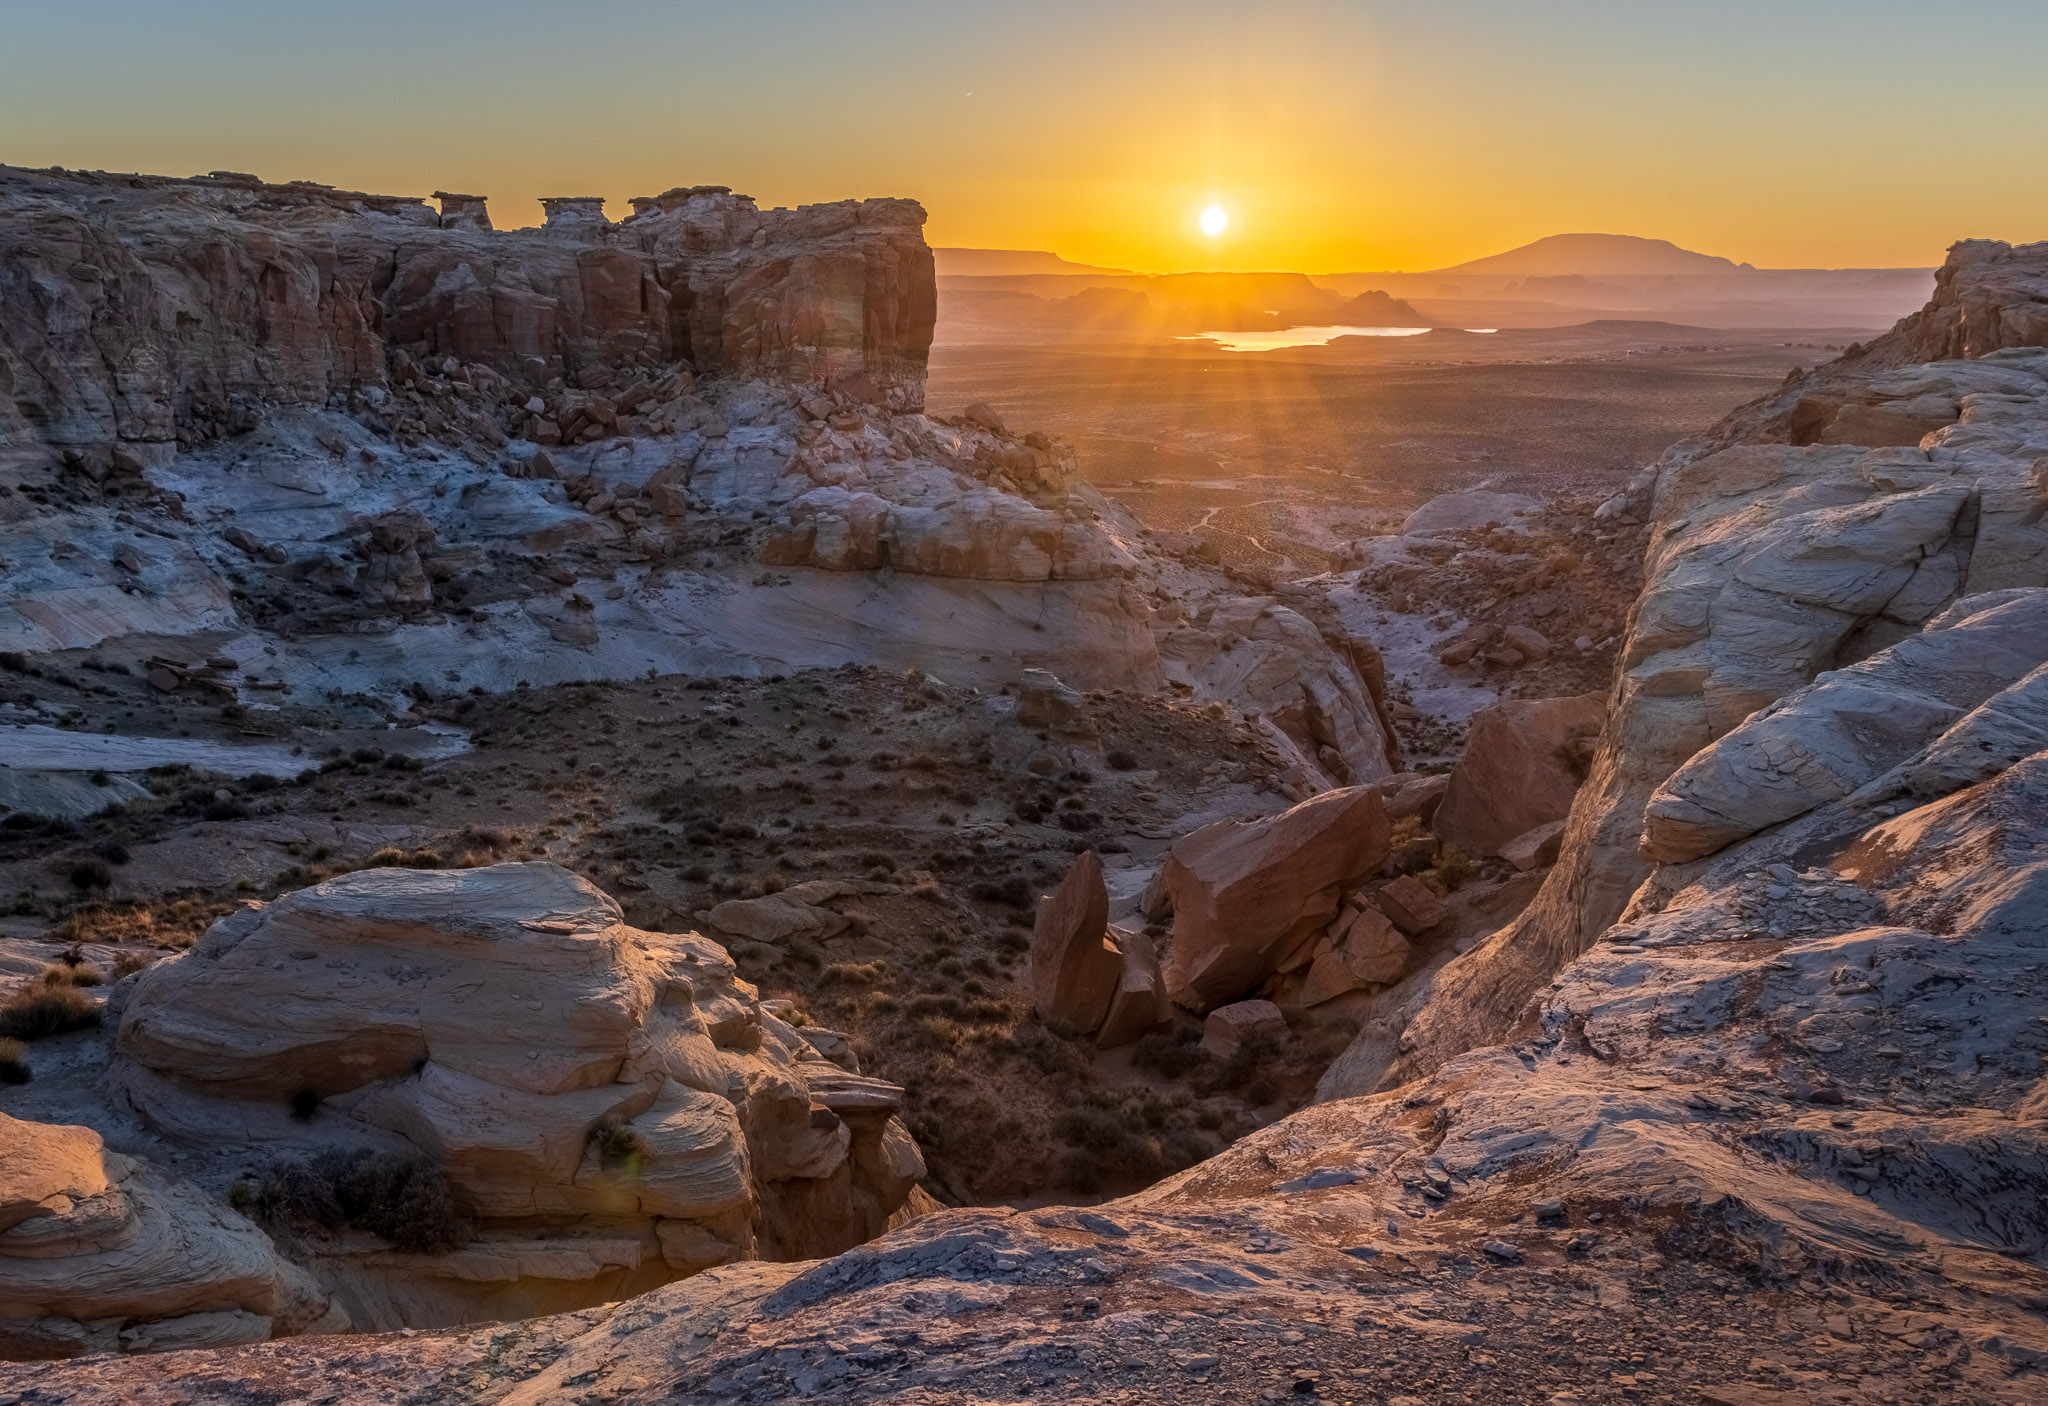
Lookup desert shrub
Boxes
[67,858,113,892]
[593,1125,644,1165]
[257,1149,464,1254]
[820,962,886,987]
[1131,1026,1210,1080]
[366,847,441,868]
[0,1037,28,1084]
[0,986,99,1040]
[1429,846,1473,892]
[44,963,101,989]
[1105,748,1138,771]
[93,839,131,866]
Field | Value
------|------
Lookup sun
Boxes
[1199,204,1229,237]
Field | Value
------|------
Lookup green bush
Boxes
[0,1036,28,1084]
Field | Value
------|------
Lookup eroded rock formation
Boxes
[0,1113,344,1359]
[108,862,924,1328]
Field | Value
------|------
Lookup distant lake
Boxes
[1182,325,1499,352]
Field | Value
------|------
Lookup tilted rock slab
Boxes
[1643,587,2048,861]
[1430,691,1604,860]
[0,1113,344,1360]
[109,862,924,1328]
[1160,785,1390,1012]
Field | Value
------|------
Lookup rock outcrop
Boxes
[108,863,924,1328]
[1156,786,1390,1012]
[1429,691,1604,859]
[1,1113,344,1359]
[1336,237,2048,1097]
[0,167,934,456]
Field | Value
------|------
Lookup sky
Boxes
[4,0,2045,273]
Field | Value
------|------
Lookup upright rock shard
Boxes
[1029,850,1119,1032]
[1029,852,1168,1048]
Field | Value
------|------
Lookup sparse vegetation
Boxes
[246,1148,465,1254]
[0,984,100,1040]
[0,1036,29,1083]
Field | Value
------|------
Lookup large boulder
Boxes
[109,863,924,1328]
[1431,692,1605,858]
[1160,786,1390,1012]
[0,1114,344,1360]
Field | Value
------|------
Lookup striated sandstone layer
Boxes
[0,167,934,454]
[0,1112,345,1359]
[107,862,924,1331]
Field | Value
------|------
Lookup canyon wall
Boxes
[0,166,935,457]
[1325,238,2048,1096]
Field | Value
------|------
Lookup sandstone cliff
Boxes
[0,167,934,456]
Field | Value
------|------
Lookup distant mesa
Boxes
[934,248,1132,277]
[1433,232,1751,278]
[1329,289,1432,327]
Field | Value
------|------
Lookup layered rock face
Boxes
[108,863,924,1328]
[0,167,935,454]
[1344,238,2048,1095]
[1,1113,345,1359]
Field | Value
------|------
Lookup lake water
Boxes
[1182,325,1499,352]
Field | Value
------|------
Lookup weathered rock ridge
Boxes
[0,165,935,454]
[1328,236,2048,1096]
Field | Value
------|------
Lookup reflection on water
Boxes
[1181,325,1499,352]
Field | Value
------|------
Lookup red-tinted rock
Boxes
[1161,787,1390,1013]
